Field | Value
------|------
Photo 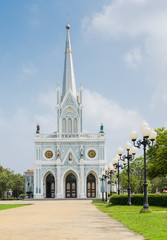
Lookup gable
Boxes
[61,89,78,110]
[62,147,79,166]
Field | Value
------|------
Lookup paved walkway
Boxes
[0,200,144,240]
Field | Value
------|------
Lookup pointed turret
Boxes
[62,23,76,99]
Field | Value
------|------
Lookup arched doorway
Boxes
[46,174,55,198]
[87,173,96,198]
[66,173,77,198]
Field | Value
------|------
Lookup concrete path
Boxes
[0,200,144,240]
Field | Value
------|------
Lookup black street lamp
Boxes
[104,167,109,202]
[113,151,123,195]
[118,142,137,206]
[130,121,157,212]
[108,164,115,196]
[99,173,105,202]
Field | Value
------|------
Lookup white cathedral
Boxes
[25,23,106,199]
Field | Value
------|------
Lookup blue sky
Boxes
[0,0,167,173]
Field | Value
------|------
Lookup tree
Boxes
[120,157,152,194]
[11,174,25,197]
[0,166,13,198]
[0,165,25,198]
[150,176,167,193]
[147,128,167,179]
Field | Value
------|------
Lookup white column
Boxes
[56,166,63,198]
[33,168,39,199]
[98,178,102,198]
[33,169,36,199]
[79,166,85,198]
[41,172,44,198]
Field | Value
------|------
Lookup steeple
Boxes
[62,23,77,99]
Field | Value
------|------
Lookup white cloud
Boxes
[36,90,57,133]
[83,89,142,130]
[28,4,40,27]
[82,0,167,106]
[83,89,143,161]
[22,63,37,76]
[38,90,57,110]
[82,0,167,40]
[30,4,38,15]
[0,110,7,127]
[0,107,35,174]
[151,78,167,108]
[123,47,142,68]
[34,114,56,133]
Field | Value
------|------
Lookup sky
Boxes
[0,0,167,174]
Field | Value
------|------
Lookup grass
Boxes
[92,202,167,240]
[0,204,29,210]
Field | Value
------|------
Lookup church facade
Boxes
[25,23,106,199]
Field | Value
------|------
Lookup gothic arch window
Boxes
[68,118,72,133]
[73,118,78,133]
[62,118,66,133]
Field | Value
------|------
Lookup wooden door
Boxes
[46,174,55,198]
[87,173,96,198]
[66,173,77,198]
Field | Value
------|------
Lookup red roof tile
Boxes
[24,170,34,173]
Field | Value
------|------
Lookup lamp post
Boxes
[130,121,157,212]
[104,166,109,202]
[100,171,105,202]
[113,151,123,195]
[118,142,137,206]
[108,164,115,196]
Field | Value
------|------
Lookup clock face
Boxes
[68,107,72,112]
[45,150,53,159]
[88,150,96,159]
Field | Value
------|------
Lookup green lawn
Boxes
[92,202,167,240]
[0,204,29,210]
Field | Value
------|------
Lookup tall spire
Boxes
[62,23,76,98]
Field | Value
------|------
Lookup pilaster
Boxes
[56,161,63,198]
[79,165,85,198]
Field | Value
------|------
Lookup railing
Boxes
[35,132,105,139]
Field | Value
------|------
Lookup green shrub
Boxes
[19,194,25,199]
[110,194,128,205]
[148,194,167,206]
[0,198,19,200]
[110,193,167,206]
[131,194,143,205]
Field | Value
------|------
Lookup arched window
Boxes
[73,118,78,133]
[62,118,66,133]
[68,118,72,133]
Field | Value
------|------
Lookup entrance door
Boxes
[46,174,55,198]
[66,173,77,198]
[87,173,96,198]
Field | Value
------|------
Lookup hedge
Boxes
[110,194,167,206]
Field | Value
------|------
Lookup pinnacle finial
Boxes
[66,22,70,30]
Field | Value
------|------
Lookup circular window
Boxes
[88,150,96,159]
[45,150,53,159]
